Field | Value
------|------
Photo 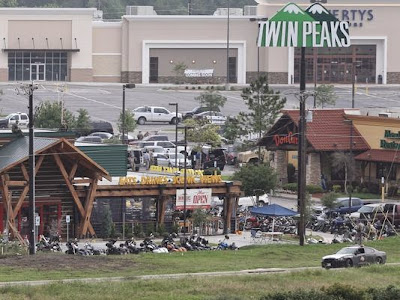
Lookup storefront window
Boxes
[294,45,376,84]
[376,163,396,181]
[8,51,68,81]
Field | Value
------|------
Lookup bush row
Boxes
[259,284,400,300]
[282,183,323,194]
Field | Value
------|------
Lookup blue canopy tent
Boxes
[250,204,298,233]
[250,204,298,217]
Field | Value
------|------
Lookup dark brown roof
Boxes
[260,109,370,152]
[355,149,400,164]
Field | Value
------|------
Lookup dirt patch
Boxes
[0,253,137,271]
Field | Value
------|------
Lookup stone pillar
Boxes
[306,153,321,185]
[272,150,288,186]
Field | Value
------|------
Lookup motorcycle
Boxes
[106,240,128,255]
[36,235,61,252]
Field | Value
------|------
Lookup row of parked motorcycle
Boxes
[36,233,239,255]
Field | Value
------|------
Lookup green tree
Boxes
[240,76,286,137]
[75,108,91,136]
[184,118,221,149]
[101,204,113,238]
[34,101,75,130]
[118,110,136,135]
[232,163,277,197]
[0,0,18,7]
[315,84,338,108]
[321,192,340,210]
[223,116,246,144]
[195,90,227,113]
[192,209,208,235]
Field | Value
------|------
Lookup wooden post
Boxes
[157,196,167,226]
[79,178,98,237]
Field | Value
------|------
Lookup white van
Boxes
[238,194,269,210]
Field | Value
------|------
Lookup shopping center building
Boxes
[0,0,399,84]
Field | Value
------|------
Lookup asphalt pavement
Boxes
[2,83,400,134]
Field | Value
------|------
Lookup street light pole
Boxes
[352,62,355,108]
[28,84,38,255]
[122,84,135,144]
[183,126,188,236]
[169,103,179,168]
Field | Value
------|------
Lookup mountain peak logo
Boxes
[258,2,350,48]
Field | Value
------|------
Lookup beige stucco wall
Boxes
[351,117,400,149]
[0,8,95,79]
[92,23,122,81]
[150,48,237,77]
[121,16,260,74]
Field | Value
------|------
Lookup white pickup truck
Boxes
[0,112,29,128]
[132,106,182,125]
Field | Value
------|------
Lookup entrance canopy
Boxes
[250,204,297,217]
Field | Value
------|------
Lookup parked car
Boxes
[167,153,191,168]
[132,106,182,125]
[321,246,386,269]
[238,194,269,210]
[89,120,114,135]
[143,146,166,158]
[183,106,220,120]
[74,136,103,145]
[194,111,227,125]
[375,203,400,228]
[328,197,364,215]
[142,135,169,141]
[89,132,113,140]
[134,141,186,154]
[350,203,385,221]
[0,112,29,128]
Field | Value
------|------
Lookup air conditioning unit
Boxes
[244,6,257,16]
[126,6,157,15]
[213,8,243,16]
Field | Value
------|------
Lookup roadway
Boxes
[2,83,400,136]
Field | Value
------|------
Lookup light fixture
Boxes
[170,60,174,64]
[212,60,217,64]
[192,60,196,64]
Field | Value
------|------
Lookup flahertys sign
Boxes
[381,130,400,149]
[258,3,351,48]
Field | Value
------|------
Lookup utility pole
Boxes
[169,103,179,168]
[297,47,307,246]
[352,61,355,108]
[121,84,135,144]
[188,0,192,15]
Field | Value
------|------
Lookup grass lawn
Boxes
[0,237,399,284]
[1,266,400,299]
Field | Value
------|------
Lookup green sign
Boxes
[381,130,400,149]
[384,130,400,139]
[258,3,350,48]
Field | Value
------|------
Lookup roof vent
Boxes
[378,112,391,118]
[126,6,157,15]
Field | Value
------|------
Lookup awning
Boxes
[2,48,80,52]
[355,149,400,164]
[250,204,298,217]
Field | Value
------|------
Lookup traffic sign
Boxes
[66,215,71,223]
[35,216,40,226]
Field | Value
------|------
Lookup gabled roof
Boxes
[0,137,110,180]
[260,109,370,152]
[355,149,400,164]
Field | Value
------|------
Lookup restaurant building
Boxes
[0,0,399,84]
[260,109,400,193]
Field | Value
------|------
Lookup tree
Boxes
[315,84,337,108]
[232,163,277,197]
[184,118,221,149]
[117,110,136,135]
[75,108,91,136]
[34,101,75,130]
[195,90,227,113]
[331,151,353,194]
[101,204,113,238]
[192,209,208,235]
[223,116,246,144]
[240,75,286,137]
[321,192,340,210]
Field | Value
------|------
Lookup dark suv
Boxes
[89,121,114,135]
[202,148,226,171]
[183,107,220,120]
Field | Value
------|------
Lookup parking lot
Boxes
[2,83,400,136]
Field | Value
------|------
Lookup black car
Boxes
[89,121,114,135]
[183,106,220,120]
[321,246,386,269]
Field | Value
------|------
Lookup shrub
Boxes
[361,187,368,193]
[192,86,196,90]
[133,223,143,237]
[100,205,113,238]
[333,185,342,193]
[203,167,221,175]
[185,86,189,89]
[198,86,202,89]
[282,183,297,191]
[157,224,167,236]
[306,184,323,194]
[321,192,340,209]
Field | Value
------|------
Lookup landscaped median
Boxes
[0,237,400,299]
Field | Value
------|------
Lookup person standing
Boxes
[143,150,150,170]
[137,131,144,140]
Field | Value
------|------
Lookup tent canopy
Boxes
[250,204,298,217]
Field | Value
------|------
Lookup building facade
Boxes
[0,0,399,84]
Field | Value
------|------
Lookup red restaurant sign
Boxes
[273,132,298,147]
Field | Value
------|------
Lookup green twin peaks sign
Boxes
[258,3,350,48]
